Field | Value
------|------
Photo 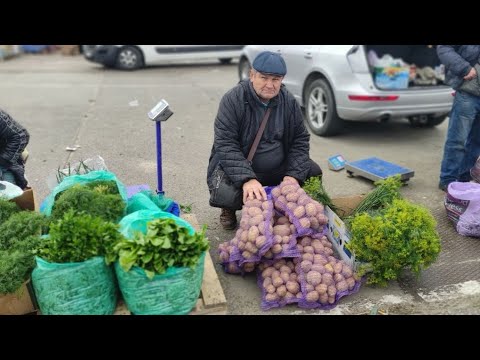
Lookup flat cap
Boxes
[252,51,287,76]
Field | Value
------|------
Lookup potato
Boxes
[265,293,279,302]
[258,263,265,272]
[276,216,289,225]
[311,264,326,274]
[303,246,314,254]
[317,214,328,225]
[333,262,343,274]
[324,263,334,274]
[255,235,266,249]
[279,265,292,274]
[286,281,300,294]
[240,230,248,242]
[310,217,320,230]
[341,266,353,279]
[321,238,333,248]
[276,285,287,298]
[243,262,255,272]
[286,202,297,211]
[230,238,238,247]
[299,236,312,247]
[219,252,229,262]
[263,251,273,259]
[247,226,260,242]
[296,292,303,299]
[327,285,337,297]
[293,257,300,265]
[296,244,304,253]
[289,273,298,282]
[286,192,300,203]
[312,254,328,265]
[297,195,310,206]
[322,273,334,286]
[299,217,311,229]
[280,272,290,284]
[272,276,284,288]
[237,240,246,251]
[271,187,281,197]
[281,185,296,195]
[306,291,319,303]
[245,199,263,208]
[285,292,296,300]
[248,206,263,217]
[336,280,348,292]
[334,273,345,283]
[273,234,282,244]
[289,224,296,234]
[293,205,306,218]
[297,188,306,197]
[276,195,287,205]
[306,271,322,286]
[319,293,329,305]
[315,283,328,295]
[273,224,290,237]
[306,284,314,292]
[305,203,317,217]
[245,242,258,254]
[324,247,334,256]
[240,218,249,229]
[282,235,291,245]
[262,267,275,279]
[314,201,324,213]
[271,244,283,255]
[249,214,264,227]
[262,201,271,210]
[242,250,253,259]
[302,253,314,263]
[312,242,325,254]
[328,256,337,263]
[346,277,356,290]
[300,260,312,273]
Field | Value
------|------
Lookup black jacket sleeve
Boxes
[214,91,256,187]
[284,98,311,182]
[437,45,472,77]
[0,110,30,168]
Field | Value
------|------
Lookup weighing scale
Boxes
[328,154,346,171]
[345,157,414,183]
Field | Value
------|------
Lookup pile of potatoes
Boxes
[294,236,360,307]
[271,180,328,236]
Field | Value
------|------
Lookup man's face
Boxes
[249,70,283,101]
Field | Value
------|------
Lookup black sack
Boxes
[209,165,243,210]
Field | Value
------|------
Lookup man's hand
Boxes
[242,179,267,203]
[464,67,477,80]
[283,176,299,185]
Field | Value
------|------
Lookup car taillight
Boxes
[452,91,456,96]
[348,95,399,101]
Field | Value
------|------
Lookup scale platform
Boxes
[345,157,414,183]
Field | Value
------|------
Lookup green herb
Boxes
[0,211,47,250]
[116,218,209,279]
[51,182,125,224]
[347,198,441,287]
[302,176,337,212]
[0,198,21,225]
[39,210,125,264]
[350,175,403,217]
[180,203,192,214]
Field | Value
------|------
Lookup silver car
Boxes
[239,45,454,136]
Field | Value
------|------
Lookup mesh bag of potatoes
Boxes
[294,236,361,309]
[218,240,243,274]
[271,179,328,237]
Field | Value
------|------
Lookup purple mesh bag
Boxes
[445,182,480,237]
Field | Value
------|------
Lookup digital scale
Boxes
[328,154,346,171]
[345,157,414,183]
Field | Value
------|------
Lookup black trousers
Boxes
[256,159,322,187]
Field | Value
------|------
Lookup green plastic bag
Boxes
[119,209,194,239]
[32,256,117,315]
[41,170,128,216]
[126,191,176,214]
[115,252,205,315]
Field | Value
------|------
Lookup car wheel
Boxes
[238,57,251,81]
[408,114,447,127]
[305,79,343,136]
[426,114,448,126]
[82,45,96,59]
[219,58,232,64]
[116,46,143,70]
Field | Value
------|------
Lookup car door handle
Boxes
[304,51,312,59]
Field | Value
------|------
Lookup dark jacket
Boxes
[0,109,30,189]
[437,45,480,90]
[207,80,310,189]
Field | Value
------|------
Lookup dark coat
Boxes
[437,45,480,90]
[207,80,310,189]
[0,109,30,189]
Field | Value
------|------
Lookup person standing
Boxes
[207,51,322,229]
[0,109,30,189]
[437,45,480,191]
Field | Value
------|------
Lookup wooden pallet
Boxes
[114,213,227,315]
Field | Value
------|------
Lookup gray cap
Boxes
[252,51,287,76]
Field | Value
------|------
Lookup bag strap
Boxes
[246,107,272,161]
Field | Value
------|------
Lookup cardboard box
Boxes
[0,281,36,315]
[325,195,365,271]
[0,189,38,314]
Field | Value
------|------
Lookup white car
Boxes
[82,45,244,70]
[239,45,454,136]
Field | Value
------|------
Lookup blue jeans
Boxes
[440,91,480,186]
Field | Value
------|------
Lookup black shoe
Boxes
[438,183,448,192]
[220,208,237,230]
